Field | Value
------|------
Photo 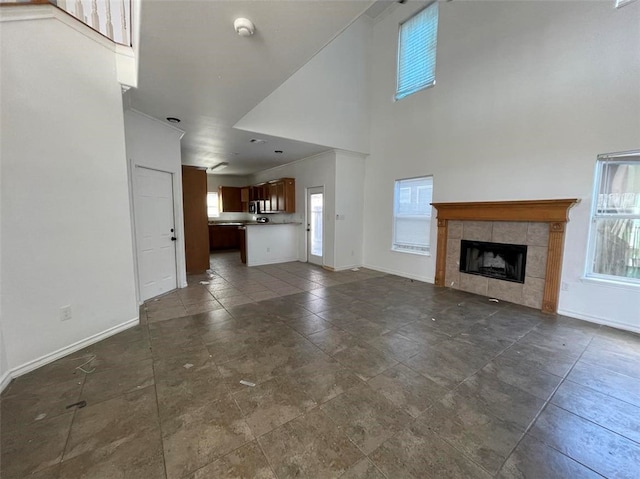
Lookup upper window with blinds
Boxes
[395,2,439,101]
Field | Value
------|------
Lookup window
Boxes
[207,192,219,218]
[395,2,439,101]
[392,176,433,255]
[587,152,640,284]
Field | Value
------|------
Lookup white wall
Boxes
[0,96,5,390]
[235,17,371,154]
[124,109,187,295]
[251,151,338,267]
[0,16,139,374]
[363,1,640,330]
[246,224,299,266]
[334,151,366,270]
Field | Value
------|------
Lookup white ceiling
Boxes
[130,0,379,176]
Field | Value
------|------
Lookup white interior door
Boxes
[134,166,178,300]
[307,187,324,265]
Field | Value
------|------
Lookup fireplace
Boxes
[459,240,527,283]
[430,199,580,313]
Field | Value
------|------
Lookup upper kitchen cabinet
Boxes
[218,186,242,212]
[240,187,250,212]
[266,178,295,213]
[283,178,295,213]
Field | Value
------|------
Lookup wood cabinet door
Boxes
[269,182,279,212]
[218,186,242,212]
[284,178,296,213]
[182,166,210,273]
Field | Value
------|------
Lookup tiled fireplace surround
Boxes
[432,199,580,313]
[445,220,549,309]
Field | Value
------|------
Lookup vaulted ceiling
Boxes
[129,0,378,175]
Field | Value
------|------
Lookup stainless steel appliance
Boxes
[248,200,261,214]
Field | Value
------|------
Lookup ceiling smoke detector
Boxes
[234,18,255,37]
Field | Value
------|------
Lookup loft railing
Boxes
[1,0,131,46]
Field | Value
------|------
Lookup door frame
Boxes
[128,161,186,304]
[306,186,324,266]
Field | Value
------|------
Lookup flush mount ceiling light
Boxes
[208,162,229,172]
[166,117,181,123]
[234,18,255,37]
[249,138,266,144]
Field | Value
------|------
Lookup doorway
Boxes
[307,186,324,265]
[133,166,178,301]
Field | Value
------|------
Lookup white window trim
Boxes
[391,176,433,256]
[584,150,640,286]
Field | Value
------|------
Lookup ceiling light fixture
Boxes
[208,162,229,172]
[249,138,266,144]
[166,117,181,123]
[234,18,255,37]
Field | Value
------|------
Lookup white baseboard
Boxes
[0,370,12,394]
[248,256,298,267]
[363,264,434,284]
[557,308,640,334]
[5,317,139,388]
[330,264,363,272]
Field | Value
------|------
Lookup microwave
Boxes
[248,200,261,214]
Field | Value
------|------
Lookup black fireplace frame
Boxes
[459,239,528,284]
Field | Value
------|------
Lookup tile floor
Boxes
[2,251,640,478]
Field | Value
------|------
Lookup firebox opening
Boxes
[459,240,528,283]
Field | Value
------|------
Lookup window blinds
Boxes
[396,2,439,101]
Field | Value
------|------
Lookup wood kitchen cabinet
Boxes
[266,178,295,213]
[240,187,250,212]
[218,186,242,212]
[283,178,295,213]
[209,224,240,250]
[241,178,296,213]
[182,166,210,273]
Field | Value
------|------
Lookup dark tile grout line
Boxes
[144,307,170,479]
[375,310,524,477]
[58,368,86,470]
[493,332,603,477]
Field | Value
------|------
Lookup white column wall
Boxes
[123,109,187,295]
[334,151,366,270]
[0,17,139,375]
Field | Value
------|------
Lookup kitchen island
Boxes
[243,223,301,266]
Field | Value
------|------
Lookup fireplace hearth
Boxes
[460,240,527,283]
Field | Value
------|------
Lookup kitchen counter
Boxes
[244,223,299,266]
[209,221,302,226]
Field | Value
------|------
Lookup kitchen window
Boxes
[207,192,219,218]
[392,176,433,255]
[395,2,439,101]
[586,151,640,285]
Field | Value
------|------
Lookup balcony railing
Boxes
[1,0,131,46]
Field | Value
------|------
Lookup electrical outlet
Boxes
[561,282,569,291]
[60,305,72,321]
[266,247,271,253]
